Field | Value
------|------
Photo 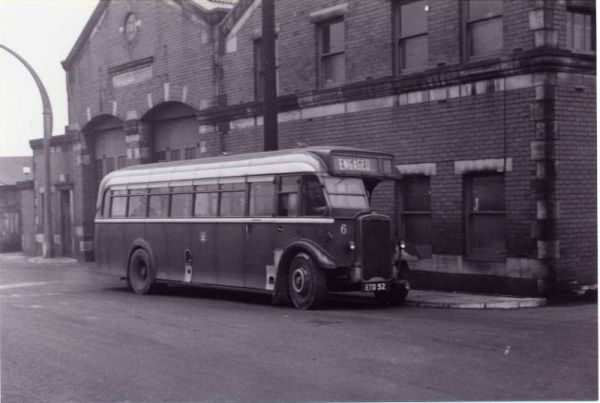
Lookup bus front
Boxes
[320,150,408,305]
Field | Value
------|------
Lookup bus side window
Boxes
[219,182,246,217]
[128,189,147,218]
[303,175,327,216]
[249,181,275,216]
[148,187,169,218]
[277,176,299,217]
[194,185,219,217]
[111,190,127,218]
[170,186,194,217]
[102,189,111,217]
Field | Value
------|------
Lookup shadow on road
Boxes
[103,281,397,311]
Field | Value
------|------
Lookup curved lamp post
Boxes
[0,44,54,258]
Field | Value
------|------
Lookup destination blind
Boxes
[331,155,380,175]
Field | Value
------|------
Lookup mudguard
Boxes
[279,238,336,271]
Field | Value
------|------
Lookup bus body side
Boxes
[94,147,408,309]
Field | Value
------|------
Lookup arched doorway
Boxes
[143,102,200,162]
[82,115,126,226]
[84,115,127,186]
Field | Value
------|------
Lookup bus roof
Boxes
[99,146,395,190]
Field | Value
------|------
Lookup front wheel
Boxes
[128,248,157,295]
[374,282,409,306]
[288,253,327,310]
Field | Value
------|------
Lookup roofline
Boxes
[218,0,256,38]
[30,133,79,150]
[62,0,108,71]
[62,0,233,71]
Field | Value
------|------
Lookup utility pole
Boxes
[262,0,278,151]
[0,44,54,257]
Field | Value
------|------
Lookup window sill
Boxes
[463,55,502,68]
[397,65,430,76]
[567,49,596,57]
[465,253,507,263]
[320,82,345,90]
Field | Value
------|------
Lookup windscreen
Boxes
[324,177,369,210]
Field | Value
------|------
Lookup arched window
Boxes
[124,13,137,41]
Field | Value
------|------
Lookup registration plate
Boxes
[363,281,387,292]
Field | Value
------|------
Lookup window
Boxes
[111,190,127,218]
[396,0,429,71]
[253,39,279,101]
[105,157,115,174]
[170,186,193,217]
[194,185,219,217]
[323,177,369,210]
[319,18,345,88]
[278,176,300,217]
[566,6,595,52]
[102,190,111,217]
[127,189,147,218]
[155,151,167,162]
[170,149,181,161]
[303,176,327,216]
[401,176,431,257]
[249,181,275,216]
[124,13,138,42]
[117,156,126,169]
[148,188,169,217]
[184,147,197,160]
[465,173,506,260]
[465,0,503,58]
[219,183,246,217]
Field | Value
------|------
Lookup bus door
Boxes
[191,183,219,284]
[215,181,246,287]
[165,186,194,282]
[243,177,277,289]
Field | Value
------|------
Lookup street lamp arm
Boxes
[0,44,53,122]
[0,43,54,258]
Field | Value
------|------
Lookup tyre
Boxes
[128,248,157,295]
[288,253,327,310]
[374,282,408,306]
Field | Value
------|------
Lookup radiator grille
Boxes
[360,217,392,280]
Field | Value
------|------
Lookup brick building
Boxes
[29,0,595,296]
[0,157,35,254]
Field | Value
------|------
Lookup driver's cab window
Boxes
[277,176,299,217]
[303,175,327,216]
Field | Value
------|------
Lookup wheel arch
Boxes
[272,239,335,303]
[126,238,155,278]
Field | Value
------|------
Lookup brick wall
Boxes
[67,0,216,128]
[222,0,540,105]
[554,73,597,288]
[224,86,536,261]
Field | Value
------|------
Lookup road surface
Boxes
[0,253,596,402]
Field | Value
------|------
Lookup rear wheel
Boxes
[374,282,408,306]
[288,253,327,310]
[128,248,156,295]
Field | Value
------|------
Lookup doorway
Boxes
[59,189,73,257]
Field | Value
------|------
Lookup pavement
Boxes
[404,289,547,309]
[20,254,548,310]
[338,289,547,309]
